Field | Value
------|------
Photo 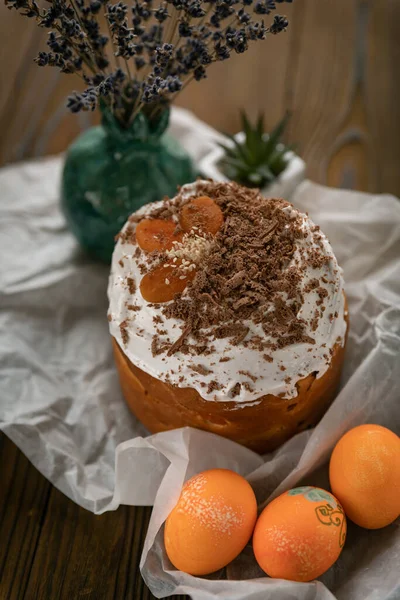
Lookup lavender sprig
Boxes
[5,0,293,127]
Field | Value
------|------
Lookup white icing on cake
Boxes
[108,181,347,404]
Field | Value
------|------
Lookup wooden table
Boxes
[1,1,400,598]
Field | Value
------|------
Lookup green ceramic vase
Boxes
[61,106,196,262]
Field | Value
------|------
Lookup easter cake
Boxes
[108,180,348,453]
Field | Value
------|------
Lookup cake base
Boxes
[112,329,347,454]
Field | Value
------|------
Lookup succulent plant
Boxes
[219,112,292,188]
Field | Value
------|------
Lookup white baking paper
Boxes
[0,107,399,600]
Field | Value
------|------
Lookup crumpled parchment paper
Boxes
[1,107,399,600]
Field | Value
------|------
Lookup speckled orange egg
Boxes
[164,469,257,575]
[253,487,346,582]
[330,424,400,529]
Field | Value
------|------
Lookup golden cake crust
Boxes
[112,304,348,454]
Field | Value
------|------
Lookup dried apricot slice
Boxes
[180,196,223,235]
[140,262,196,303]
[136,219,182,252]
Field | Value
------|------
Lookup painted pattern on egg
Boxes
[288,486,337,506]
[288,487,346,548]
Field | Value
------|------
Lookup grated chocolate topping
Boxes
[119,320,129,345]
[153,182,317,354]
[127,277,136,295]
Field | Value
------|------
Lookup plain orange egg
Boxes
[164,469,257,575]
[329,424,400,529]
[253,487,346,582]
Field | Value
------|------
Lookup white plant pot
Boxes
[198,131,306,200]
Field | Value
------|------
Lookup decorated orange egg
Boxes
[330,424,400,529]
[164,469,257,575]
[253,486,346,582]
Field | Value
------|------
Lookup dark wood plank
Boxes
[24,491,147,599]
[0,435,51,600]
[286,0,400,196]
[366,0,400,196]
[286,0,362,188]
[0,436,187,599]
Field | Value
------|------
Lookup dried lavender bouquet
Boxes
[5,0,292,128]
